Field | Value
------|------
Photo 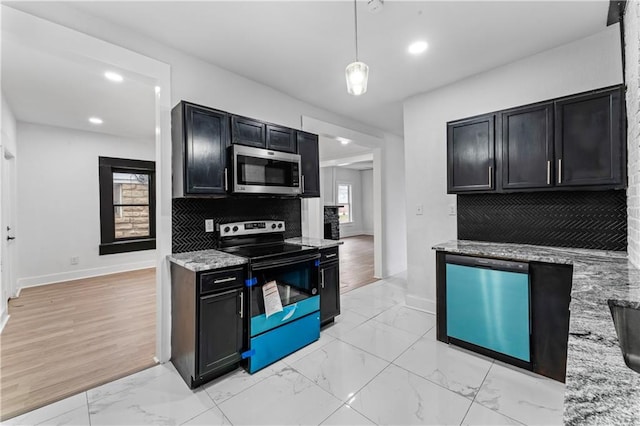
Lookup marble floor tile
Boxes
[217,366,342,425]
[291,340,389,401]
[3,393,88,426]
[367,283,407,306]
[87,363,173,404]
[38,406,90,426]
[461,402,523,425]
[88,366,215,425]
[394,329,493,399]
[372,304,436,336]
[348,364,472,425]
[281,332,336,365]
[340,319,421,362]
[320,405,375,425]
[475,362,566,425]
[180,407,231,426]
[203,360,287,404]
[340,291,398,319]
[322,309,370,338]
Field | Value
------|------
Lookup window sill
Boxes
[100,238,156,255]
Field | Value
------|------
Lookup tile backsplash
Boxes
[172,197,301,253]
[457,190,627,251]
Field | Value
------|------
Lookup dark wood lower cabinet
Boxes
[435,251,573,383]
[171,263,246,388]
[320,247,341,326]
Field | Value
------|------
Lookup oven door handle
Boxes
[251,253,321,271]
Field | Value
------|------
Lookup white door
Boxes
[1,147,17,306]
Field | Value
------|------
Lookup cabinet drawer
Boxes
[200,268,244,294]
[320,247,339,263]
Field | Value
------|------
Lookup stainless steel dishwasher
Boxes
[445,254,531,362]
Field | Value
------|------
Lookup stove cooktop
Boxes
[218,242,316,261]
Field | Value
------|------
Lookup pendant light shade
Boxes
[345,61,369,96]
[346,0,368,96]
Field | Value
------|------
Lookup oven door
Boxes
[231,145,301,195]
[248,253,320,337]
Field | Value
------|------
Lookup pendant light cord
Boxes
[354,0,359,61]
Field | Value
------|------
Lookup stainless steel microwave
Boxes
[229,145,302,195]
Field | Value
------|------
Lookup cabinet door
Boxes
[297,131,320,198]
[447,114,495,193]
[185,104,230,194]
[198,288,243,377]
[502,103,554,190]
[320,261,340,324]
[266,124,296,153]
[231,115,266,148]
[554,87,624,187]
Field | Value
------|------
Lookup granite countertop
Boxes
[167,249,248,272]
[285,237,344,248]
[433,240,640,425]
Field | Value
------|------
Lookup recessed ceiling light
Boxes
[408,40,428,55]
[89,117,103,125]
[338,163,351,166]
[104,71,123,82]
[337,137,351,145]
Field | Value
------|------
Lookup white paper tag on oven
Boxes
[263,280,283,318]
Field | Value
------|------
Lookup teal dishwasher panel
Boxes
[446,263,530,362]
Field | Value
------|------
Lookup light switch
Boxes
[205,219,214,232]
[416,204,424,215]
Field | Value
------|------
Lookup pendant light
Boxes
[345,0,369,96]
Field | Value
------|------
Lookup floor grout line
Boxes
[85,392,92,426]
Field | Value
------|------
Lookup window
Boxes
[337,183,352,224]
[99,157,156,255]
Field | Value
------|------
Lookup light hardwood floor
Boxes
[0,268,157,421]
[339,235,376,294]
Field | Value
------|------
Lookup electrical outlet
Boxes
[205,219,214,233]
[70,256,79,265]
[416,204,424,215]
[448,204,457,216]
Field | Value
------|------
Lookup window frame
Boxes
[336,182,353,224]
[99,156,156,255]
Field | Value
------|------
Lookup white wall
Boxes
[1,92,17,328]
[403,25,623,311]
[362,169,374,235]
[626,1,640,268]
[15,122,156,288]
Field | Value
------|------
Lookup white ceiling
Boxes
[1,36,156,139]
[3,1,610,137]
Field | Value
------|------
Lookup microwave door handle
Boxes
[224,168,228,191]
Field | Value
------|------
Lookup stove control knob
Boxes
[271,224,277,229]
[232,226,239,232]
[223,226,230,233]
[278,223,283,229]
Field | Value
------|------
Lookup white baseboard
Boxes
[0,312,9,334]
[405,294,436,315]
[16,260,156,291]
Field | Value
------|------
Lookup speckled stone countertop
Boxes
[285,237,343,248]
[433,240,640,425]
[167,249,247,272]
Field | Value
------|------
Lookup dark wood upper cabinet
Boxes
[172,102,230,197]
[447,114,495,193]
[297,131,320,198]
[501,103,554,190]
[266,124,296,153]
[231,115,266,148]
[554,87,625,187]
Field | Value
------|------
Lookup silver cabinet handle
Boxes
[213,277,236,284]
[301,175,305,191]
[546,160,551,185]
[239,292,244,319]
[321,269,325,289]
[558,159,562,184]
[325,253,336,259]
[224,168,228,191]
[488,166,493,188]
